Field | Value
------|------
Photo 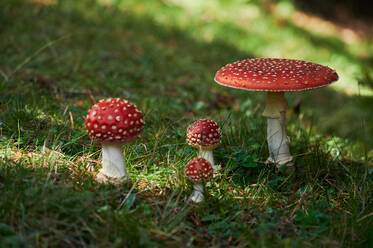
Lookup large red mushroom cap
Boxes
[186,119,221,150]
[185,157,213,183]
[85,98,144,143]
[214,58,338,92]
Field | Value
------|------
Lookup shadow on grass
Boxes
[0,1,372,246]
[293,0,373,22]
[0,0,251,150]
[299,88,373,150]
[0,0,371,155]
[283,20,373,65]
[0,161,166,247]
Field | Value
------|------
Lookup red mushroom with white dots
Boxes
[185,157,213,203]
[215,58,338,170]
[85,98,144,183]
[186,119,221,172]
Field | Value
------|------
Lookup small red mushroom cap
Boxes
[186,119,221,150]
[85,98,144,143]
[185,157,213,183]
[215,58,338,92]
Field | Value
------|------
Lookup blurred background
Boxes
[1,0,372,157]
[1,1,372,246]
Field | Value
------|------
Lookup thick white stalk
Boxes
[189,183,204,203]
[199,149,216,171]
[266,112,293,165]
[263,92,293,166]
[97,143,128,183]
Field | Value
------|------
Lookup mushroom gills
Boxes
[215,59,339,169]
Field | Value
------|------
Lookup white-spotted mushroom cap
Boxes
[186,119,221,150]
[185,157,213,183]
[214,58,338,92]
[85,98,144,143]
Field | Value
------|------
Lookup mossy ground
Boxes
[0,0,372,247]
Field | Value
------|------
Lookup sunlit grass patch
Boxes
[0,0,372,246]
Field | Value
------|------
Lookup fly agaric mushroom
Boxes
[185,157,213,203]
[215,58,338,169]
[85,98,144,183]
[186,119,221,171]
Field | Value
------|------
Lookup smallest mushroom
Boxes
[185,157,213,203]
[186,119,221,172]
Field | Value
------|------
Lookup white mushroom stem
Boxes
[199,149,216,171]
[98,143,128,182]
[189,183,204,203]
[262,92,293,166]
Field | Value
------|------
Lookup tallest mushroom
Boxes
[215,58,338,168]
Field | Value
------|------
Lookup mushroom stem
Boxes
[189,183,204,203]
[263,92,293,166]
[98,143,128,182]
[199,149,215,171]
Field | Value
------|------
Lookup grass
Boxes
[0,0,372,247]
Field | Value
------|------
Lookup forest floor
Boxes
[0,0,372,247]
